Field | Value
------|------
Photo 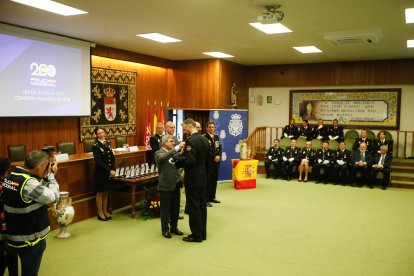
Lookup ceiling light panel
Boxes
[136,33,181,43]
[11,0,88,16]
[405,8,414,23]
[293,46,322,53]
[202,52,234,58]
[249,23,292,34]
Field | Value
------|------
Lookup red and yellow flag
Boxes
[143,103,151,145]
[159,101,165,124]
[152,103,158,135]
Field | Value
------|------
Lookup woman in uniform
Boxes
[92,128,116,221]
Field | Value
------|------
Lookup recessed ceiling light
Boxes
[11,0,88,16]
[136,33,181,43]
[407,40,414,48]
[405,8,414,23]
[249,22,292,34]
[202,52,234,58]
[293,46,322,53]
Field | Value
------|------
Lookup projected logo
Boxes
[104,87,117,121]
[30,62,57,87]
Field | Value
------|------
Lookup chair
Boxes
[83,139,95,153]
[8,144,26,162]
[115,136,127,148]
[382,130,393,141]
[311,139,323,150]
[328,140,339,151]
[366,130,376,141]
[344,138,355,152]
[279,138,291,149]
[57,141,76,155]
[296,137,307,149]
[344,130,359,141]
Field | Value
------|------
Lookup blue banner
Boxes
[209,109,248,181]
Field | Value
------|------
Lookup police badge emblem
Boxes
[228,113,243,137]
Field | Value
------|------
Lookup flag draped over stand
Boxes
[144,104,151,145]
[232,159,258,189]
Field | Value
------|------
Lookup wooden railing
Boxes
[247,127,414,159]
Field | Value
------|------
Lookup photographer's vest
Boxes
[2,168,50,247]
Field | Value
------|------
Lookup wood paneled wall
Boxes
[247,59,414,87]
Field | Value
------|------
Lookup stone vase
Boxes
[53,191,75,238]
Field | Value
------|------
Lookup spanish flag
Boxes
[152,104,158,135]
[232,159,258,189]
[143,102,151,145]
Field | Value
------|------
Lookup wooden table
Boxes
[111,173,159,218]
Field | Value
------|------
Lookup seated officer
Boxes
[312,119,327,141]
[373,131,393,156]
[264,139,284,179]
[313,141,333,184]
[333,141,351,185]
[297,141,315,182]
[282,139,299,181]
[327,119,344,142]
[353,129,373,153]
[350,142,373,187]
[298,120,312,141]
[281,119,298,140]
[370,145,392,190]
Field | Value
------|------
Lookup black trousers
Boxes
[264,160,281,178]
[159,182,181,232]
[371,167,391,188]
[185,186,207,240]
[333,164,348,184]
[207,162,219,201]
[351,165,370,186]
[313,163,332,182]
[0,239,18,276]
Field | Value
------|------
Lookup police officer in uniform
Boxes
[2,150,59,275]
[204,121,222,206]
[282,139,300,181]
[264,139,284,179]
[313,141,334,184]
[333,141,351,185]
[281,119,298,139]
[92,127,115,221]
[327,119,344,142]
[312,119,327,141]
[176,119,210,243]
[149,122,165,164]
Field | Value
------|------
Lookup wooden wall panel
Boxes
[247,58,414,87]
[218,60,248,109]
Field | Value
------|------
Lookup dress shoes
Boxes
[105,215,112,220]
[304,179,308,182]
[210,199,220,204]
[298,178,302,182]
[97,215,108,221]
[382,186,387,190]
[170,228,184,236]
[182,236,202,243]
[206,202,213,207]
[162,231,172,238]
[266,175,270,179]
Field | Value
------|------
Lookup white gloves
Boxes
[288,135,294,138]
[317,135,323,140]
[268,156,272,160]
[289,157,294,162]
[284,133,288,138]
[318,125,323,130]
[328,135,333,140]
[318,159,322,164]
[333,136,339,140]
[323,160,330,165]
[283,157,288,161]
[336,160,345,165]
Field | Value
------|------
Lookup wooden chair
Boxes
[366,130,376,141]
[344,130,359,141]
[83,139,95,153]
[279,138,291,149]
[311,139,323,151]
[57,141,76,155]
[296,137,307,149]
[328,140,339,151]
[344,138,355,152]
[115,136,127,148]
[8,144,26,162]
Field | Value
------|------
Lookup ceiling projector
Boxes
[257,14,281,23]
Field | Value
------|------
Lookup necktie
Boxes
[361,152,365,162]
[380,155,385,165]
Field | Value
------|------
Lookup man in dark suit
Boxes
[312,119,327,141]
[282,139,300,181]
[264,138,284,179]
[204,121,222,206]
[373,131,393,155]
[350,142,373,187]
[176,118,210,243]
[371,145,393,190]
[313,141,333,184]
[155,135,185,238]
[149,122,165,164]
[327,119,344,142]
[333,141,351,185]
[298,120,312,141]
[281,119,298,139]
[353,129,373,152]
